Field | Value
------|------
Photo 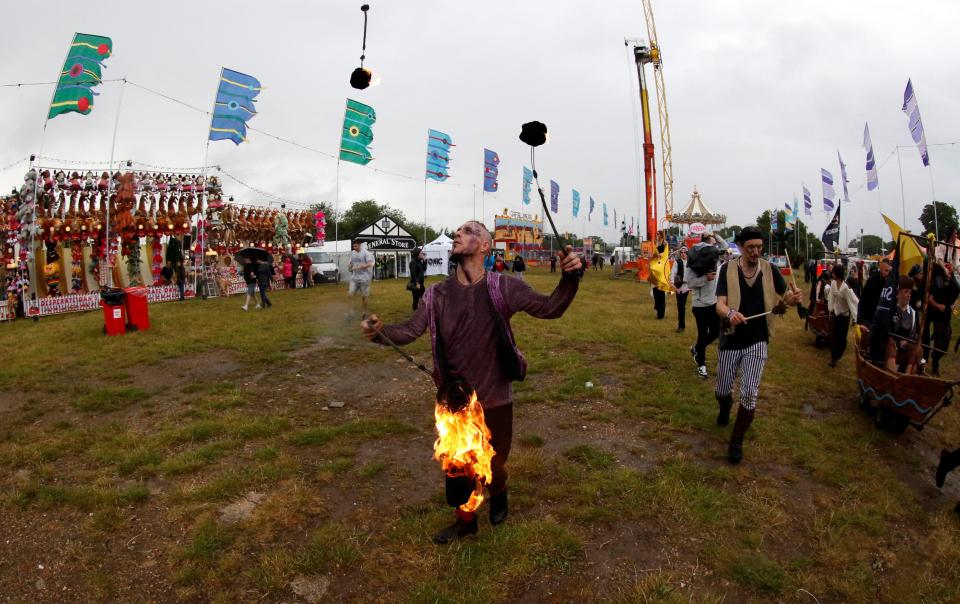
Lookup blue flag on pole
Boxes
[522,166,532,205]
[803,184,812,216]
[902,79,930,167]
[550,180,559,212]
[863,123,879,191]
[589,197,595,221]
[771,209,778,232]
[603,202,608,226]
[425,129,454,181]
[209,68,262,145]
[821,169,835,212]
[572,190,580,217]
[483,148,499,192]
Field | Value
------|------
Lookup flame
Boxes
[433,391,495,513]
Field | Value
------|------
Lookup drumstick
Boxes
[888,332,953,355]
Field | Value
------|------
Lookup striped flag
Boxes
[210,68,262,145]
[48,33,113,119]
[902,79,930,167]
[803,184,812,216]
[550,180,559,212]
[838,150,850,203]
[522,166,532,205]
[863,123,879,191]
[425,129,454,181]
[784,200,795,232]
[821,168,835,212]
[771,209,778,232]
[483,148,500,192]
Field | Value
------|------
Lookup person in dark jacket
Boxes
[255,258,274,308]
[301,254,313,288]
[409,249,427,311]
[511,255,526,280]
[858,258,890,326]
[174,260,187,301]
[241,257,258,311]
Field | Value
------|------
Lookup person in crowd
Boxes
[160,261,174,286]
[282,254,294,289]
[290,253,301,288]
[484,252,495,272]
[409,248,427,311]
[493,254,507,273]
[550,255,557,273]
[858,258,891,326]
[301,253,313,288]
[936,227,959,268]
[846,262,864,298]
[827,263,859,367]
[686,232,728,378]
[670,247,689,333]
[348,240,375,317]
[714,226,803,463]
[241,257,257,311]
[361,220,582,544]
[174,259,187,301]
[922,261,959,377]
[884,276,920,373]
[652,233,667,320]
[511,254,526,280]
[598,254,604,270]
[255,257,274,308]
[935,447,960,515]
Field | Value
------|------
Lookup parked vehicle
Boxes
[304,249,340,284]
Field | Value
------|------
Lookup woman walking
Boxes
[282,254,294,289]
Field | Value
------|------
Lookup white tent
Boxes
[423,233,453,276]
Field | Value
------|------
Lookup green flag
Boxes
[48,33,113,119]
[339,98,376,165]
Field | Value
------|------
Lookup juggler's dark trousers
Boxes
[484,404,513,496]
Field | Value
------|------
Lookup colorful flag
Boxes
[48,33,113,119]
[572,190,580,217]
[603,203,608,226]
[339,99,376,165]
[550,180,559,213]
[209,68,262,145]
[771,209,778,232]
[863,123,879,191]
[483,148,499,192]
[783,201,795,232]
[522,166,532,205]
[589,197,595,221]
[902,79,930,166]
[425,129,454,181]
[803,184,812,216]
[821,168,835,212]
[883,213,924,277]
[821,205,841,251]
[838,150,850,203]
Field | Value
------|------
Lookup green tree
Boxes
[919,201,958,239]
[754,210,823,266]
[318,199,442,245]
[847,234,885,255]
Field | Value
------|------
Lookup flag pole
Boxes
[334,159,340,253]
[37,32,77,161]
[423,177,428,246]
[196,68,222,298]
[928,162,939,239]
[102,78,127,288]
[896,146,907,227]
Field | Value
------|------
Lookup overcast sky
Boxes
[1,0,957,245]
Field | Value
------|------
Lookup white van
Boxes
[303,249,341,284]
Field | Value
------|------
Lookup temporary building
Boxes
[423,233,453,276]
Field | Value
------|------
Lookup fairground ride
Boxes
[627,0,674,242]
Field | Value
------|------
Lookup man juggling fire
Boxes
[361,220,582,544]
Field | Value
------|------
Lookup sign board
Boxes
[690,223,706,234]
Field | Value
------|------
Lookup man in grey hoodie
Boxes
[685,232,728,378]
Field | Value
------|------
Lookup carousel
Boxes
[670,186,726,233]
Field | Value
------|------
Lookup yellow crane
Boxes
[641,0,674,222]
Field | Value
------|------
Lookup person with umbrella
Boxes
[256,256,274,308]
[241,257,257,311]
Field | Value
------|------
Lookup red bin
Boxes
[124,287,150,332]
[102,301,127,336]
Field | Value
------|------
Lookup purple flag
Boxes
[803,183,812,216]
[902,79,930,166]
[821,169,835,212]
[483,148,499,192]
[550,180,559,213]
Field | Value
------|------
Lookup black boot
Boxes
[716,394,734,427]
[936,449,960,488]
[727,407,755,464]
[432,510,478,545]
[489,490,508,526]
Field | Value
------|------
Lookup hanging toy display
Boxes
[273,204,290,249]
[151,237,163,284]
[124,237,142,286]
[44,242,62,297]
[314,210,326,245]
[70,243,84,293]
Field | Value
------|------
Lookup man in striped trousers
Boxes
[714,227,803,463]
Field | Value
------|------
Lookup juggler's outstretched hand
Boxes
[559,246,582,274]
[361,314,384,341]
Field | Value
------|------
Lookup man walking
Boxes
[671,247,689,333]
[827,264,859,367]
[254,257,274,308]
[301,253,313,288]
[714,227,802,463]
[361,220,582,544]
[348,240,375,317]
[686,232,728,378]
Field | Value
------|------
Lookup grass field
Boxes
[1,268,959,603]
